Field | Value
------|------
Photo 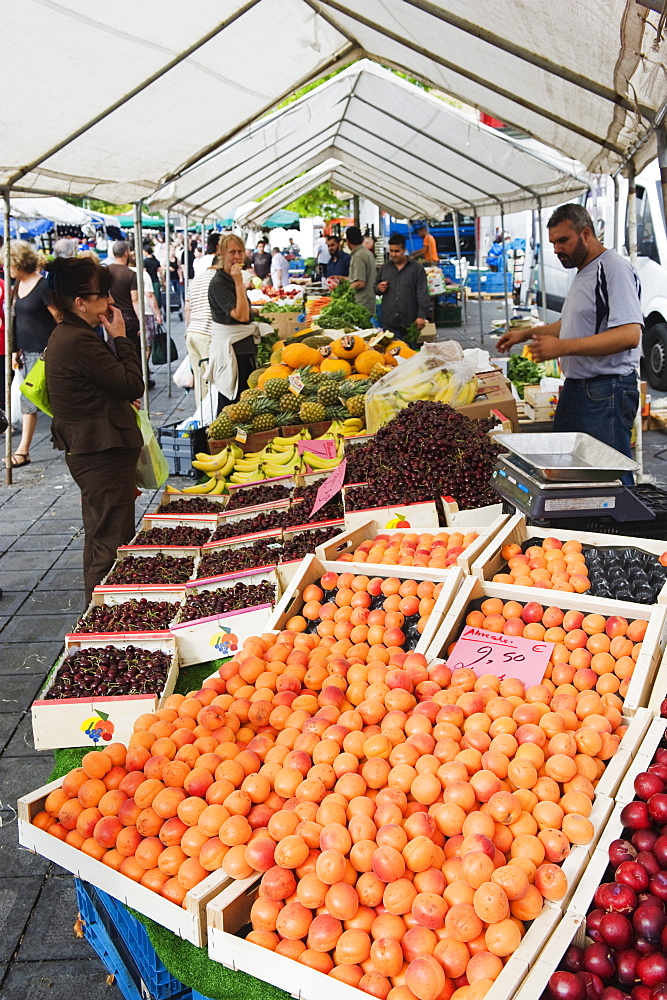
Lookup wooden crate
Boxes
[31,635,178,751]
[95,549,201,594]
[512,912,585,1000]
[426,575,667,716]
[206,874,560,1000]
[314,514,508,576]
[613,713,667,803]
[172,567,282,666]
[18,777,230,947]
[122,536,208,554]
[192,530,282,586]
[648,645,667,714]
[65,586,185,646]
[440,497,507,528]
[472,512,667,604]
[341,486,441,532]
[266,553,464,656]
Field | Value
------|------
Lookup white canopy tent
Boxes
[151,63,589,220]
[2,0,665,207]
[8,197,92,226]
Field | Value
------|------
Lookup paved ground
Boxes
[1,299,667,998]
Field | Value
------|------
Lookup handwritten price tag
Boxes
[310,459,347,518]
[446,625,554,688]
[298,438,336,460]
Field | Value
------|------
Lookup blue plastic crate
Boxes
[191,993,216,1000]
[75,879,193,1000]
[466,270,512,293]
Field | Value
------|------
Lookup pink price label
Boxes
[298,439,337,460]
[446,624,554,688]
[309,459,347,518]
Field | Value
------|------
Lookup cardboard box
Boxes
[418,321,437,342]
[259,311,307,340]
[457,368,520,429]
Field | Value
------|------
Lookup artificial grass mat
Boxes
[49,658,288,998]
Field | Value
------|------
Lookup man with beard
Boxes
[497,204,642,477]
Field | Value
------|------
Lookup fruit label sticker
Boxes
[298,438,336,459]
[80,711,115,745]
[447,625,554,687]
[208,625,239,656]
[289,373,304,395]
[385,513,411,528]
[310,459,347,518]
[235,427,248,443]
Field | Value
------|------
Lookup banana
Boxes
[165,485,181,494]
[191,446,235,475]
[209,476,227,495]
[229,471,264,484]
[301,451,343,471]
[182,476,218,494]
[270,438,299,452]
[262,446,296,466]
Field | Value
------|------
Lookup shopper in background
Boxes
[185,255,217,412]
[376,233,430,337]
[346,226,377,317]
[325,235,350,278]
[7,241,58,467]
[497,204,641,482]
[106,241,141,356]
[315,232,330,279]
[208,233,258,411]
[168,239,184,304]
[0,273,5,412]
[53,237,78,259]
[251,240,272,283]
[44,255,144,601]
[283,236,300,258]
[193,231,220,277]
[410,223,439,263]
[270,246,290,289]
[142,241,163,307]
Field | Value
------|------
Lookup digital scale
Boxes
[490,432,656,524]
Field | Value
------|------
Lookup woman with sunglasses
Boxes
[44,256,144,602]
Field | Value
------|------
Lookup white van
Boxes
[539,160,667,390]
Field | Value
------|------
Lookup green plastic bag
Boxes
[19,354,53,417]
[135,409,169,489]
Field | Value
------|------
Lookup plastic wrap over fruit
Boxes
[364,342,483,433]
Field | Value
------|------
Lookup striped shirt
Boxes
[185,267,215,336]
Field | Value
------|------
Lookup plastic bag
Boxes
[364,341,480,433]
[173,356,194,389]
[135,409,169,490]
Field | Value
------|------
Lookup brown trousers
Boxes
[66,447,141,602]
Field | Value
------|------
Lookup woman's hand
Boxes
[230,263,244,282]
[12,351,23,369]
[99,304,126,339]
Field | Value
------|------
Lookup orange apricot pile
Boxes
[459,598,646,701]
[494,538,590,593]
[34,596,628,1000]
[284,572,443,651]
[339,532,480,570]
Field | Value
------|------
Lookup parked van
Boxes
[538,160,667,389]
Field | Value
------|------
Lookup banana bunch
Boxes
[327,418,365,437]
[180,444,243,494]
[433,372,478,407]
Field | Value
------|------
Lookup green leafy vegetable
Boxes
[317,282,372,329]
[507,354,544,399]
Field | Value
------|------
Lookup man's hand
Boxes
[377,280,389,293]
[496,328,529,353]
[415,317,426,330]
[529,331,562,361]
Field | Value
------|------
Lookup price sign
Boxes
[446,625,554,688]
[289,374,304,395]
[235,427,248,443]
[298,438,336,459]
[310,459,347,518]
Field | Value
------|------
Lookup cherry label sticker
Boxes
[446,625,553,688]
[310,459,347,518]
[298,439,336,459]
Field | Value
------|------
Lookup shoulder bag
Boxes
[20,352,53,417]
[151,323,178,366]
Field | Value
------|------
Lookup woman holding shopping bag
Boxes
[44,256,144,602]
[207,233,272,412]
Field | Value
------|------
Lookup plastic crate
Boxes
[158,423,209,478]
[435,302,462,325]
[467,270,512,293]
[75,879,193,1000]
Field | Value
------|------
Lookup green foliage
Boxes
[256,330,279,365]
[287,182,350,221]
[318,282,372,329]
[507,354,545,398]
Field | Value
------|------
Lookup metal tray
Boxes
[493,432,638,482]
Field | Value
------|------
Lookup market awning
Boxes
[8,197,92,226]
[151,63,589,219]
[263,209,300,228]
[2,2,665,207]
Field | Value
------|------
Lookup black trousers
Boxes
[217,353,257,413]
[66,447,141,602]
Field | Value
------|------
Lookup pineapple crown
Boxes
[252,396,280,415]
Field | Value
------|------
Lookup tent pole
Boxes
[164,210,172,398]
[183,214,190,302]
[3,191,13,485]
[612,174,620,250]
[499,204,511,330]
[657,125,667,233]
[627,160,637,266]
[451,211,465,327]
[475,214,484,344]
[133,201,150,417]
[537,197,548,324]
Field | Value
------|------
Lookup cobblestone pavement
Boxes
[1,302,666,997]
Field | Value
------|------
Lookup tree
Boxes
[286,182,350,221]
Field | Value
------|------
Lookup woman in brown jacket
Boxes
[44,256,145,601]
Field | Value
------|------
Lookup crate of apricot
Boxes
[316,517,507,576]
[472,513,667,604]
[266,553,465,656]
[427,576,667,719]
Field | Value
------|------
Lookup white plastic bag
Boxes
[10,369,23,429]
[173,356,194,390]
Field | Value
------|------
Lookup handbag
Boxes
[151,323,178,366]
[19,354,53,417]
[134,408,169,490]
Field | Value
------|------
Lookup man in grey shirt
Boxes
[376,232,430,337]
[346,226,377,318]
[498,204,642,479]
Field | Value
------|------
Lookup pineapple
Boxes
[252,412,277,432]
[346,395,366,418]
[279,393,300,413]
[274,411,298,427]
[229,399,253,423]
[240,388,262,402]
[326,405,350,421]
[318,380,343,407]
[208,412,234,439]
[299,400,327,424]
[264,378,290,400]
[369,363,392,383]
